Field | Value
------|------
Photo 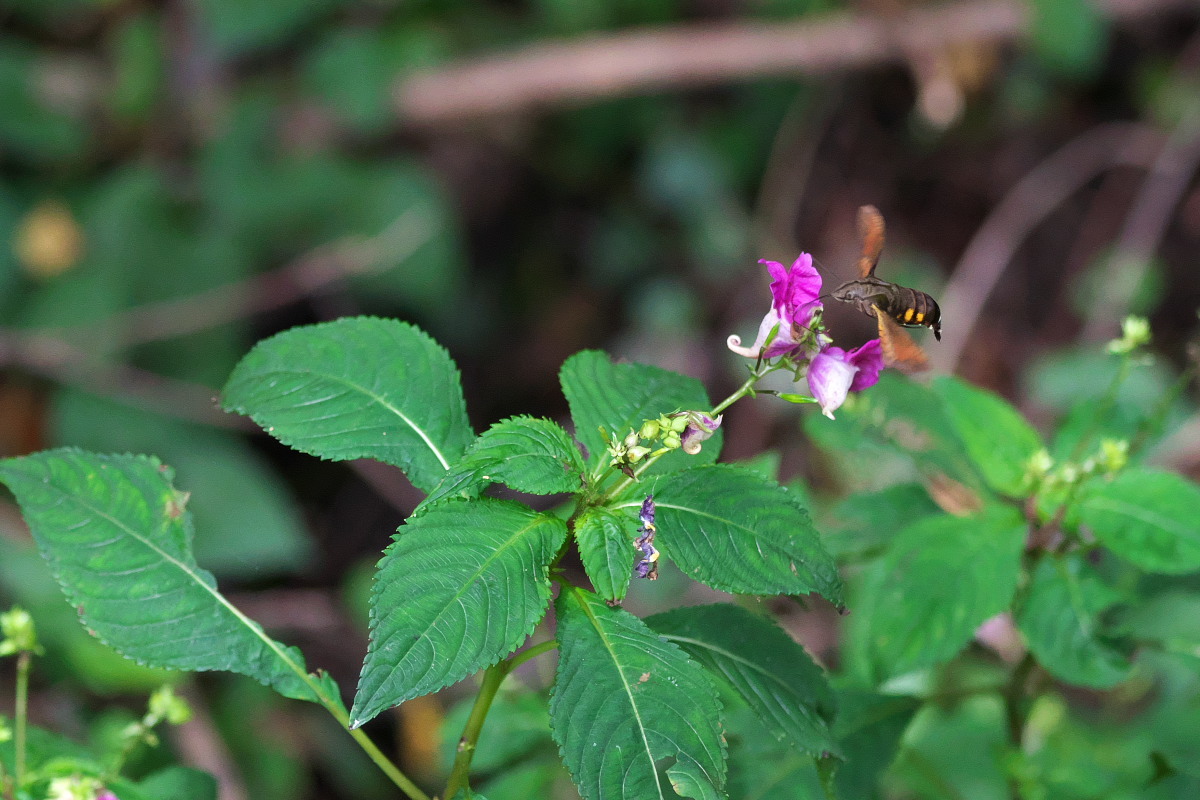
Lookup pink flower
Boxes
[728,254,823,359]
[678,412,722,455]
[808,339,884,419]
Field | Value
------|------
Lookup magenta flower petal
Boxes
[730,253,824,359]
[808,346,858,419]
[847,339,884,391]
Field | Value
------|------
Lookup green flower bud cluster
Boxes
[603,412,695,478]
[1025,438,1129,496]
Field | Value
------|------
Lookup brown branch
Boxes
[0,207,436,429]
[931,123,1166,374]
[110,207,435,347]
[396,0,1195,124]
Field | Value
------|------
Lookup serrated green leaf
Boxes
[0,450,337,704]
[420,417,585,512]
[351,500,566,726]
[934,376,1043,496]
[473,417,585,494]
[647,465,842,602]
[1016,558,1130,688]
[855,505,1025,680]
[574,507,635,603]
[222,317,473,493]
[647,604,838,757]
[51,389,310,579]
[550,587,726,800]
[560,350,720,477]
[1078,467,1200,574]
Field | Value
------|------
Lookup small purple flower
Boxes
[634,495,659,580]
[808,339,884,419]
[638,495,655,528]
[679,412,722,455]
[728,254,823,359]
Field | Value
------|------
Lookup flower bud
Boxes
[680,412,723,455]
[627,446,651,463]
[0,606,39,656]
[639,420,661,440]
[1106,316,1151,355]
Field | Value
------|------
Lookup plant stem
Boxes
[347,727,431,800]
[711,363,775,416]
[443,661,512,800]
[1003,653,1036,748]
[508,639,558,671]
[14,652,28,793]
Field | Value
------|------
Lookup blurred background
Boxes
[1,0,1199,798]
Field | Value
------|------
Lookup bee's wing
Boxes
[856,205,886,279]
[875,305,930,373]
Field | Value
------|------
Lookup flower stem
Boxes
[443,661,511,800]
[14,652,29,793]
[711,364,776,416]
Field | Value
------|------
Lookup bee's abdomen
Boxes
[882,288,942,340]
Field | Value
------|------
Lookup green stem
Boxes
[443,662,511,800]
[508,639,558,672]
[711,363,776,416]
[0,737,10,800]
[1004,653,1036,748]
[311,689,429,800]
[439,640,560,799]
[14,652,28,793]
[347,727,430,800]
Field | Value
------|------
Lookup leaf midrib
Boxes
[21,464,328,703]
[244,367,454,471]
[571,588,666,800]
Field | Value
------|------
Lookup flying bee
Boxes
[831,205,942,372]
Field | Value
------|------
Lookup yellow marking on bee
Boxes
[904,308,915,322]
[914,311,925,323]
